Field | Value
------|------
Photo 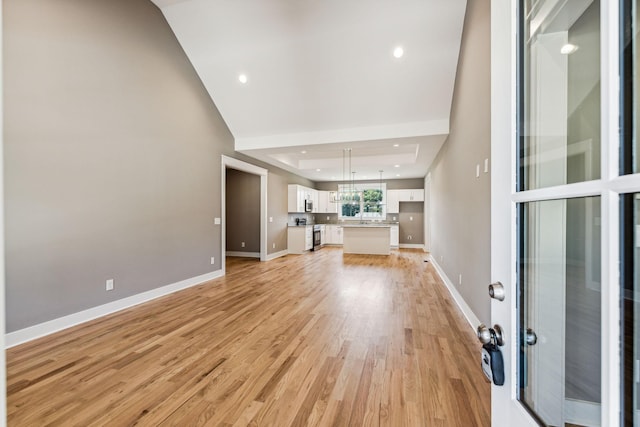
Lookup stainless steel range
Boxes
[311,224,322,251]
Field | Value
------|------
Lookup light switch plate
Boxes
[214,217,221,225]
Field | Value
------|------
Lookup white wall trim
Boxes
[399,243,426,250]
[564,399,601,427]
[265,249,288,261]
[235,119,450,151]
[429,256,481,329]
[5,269,223,348]
[226,251,260,258]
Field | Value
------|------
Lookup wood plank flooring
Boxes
[6,247,490,426]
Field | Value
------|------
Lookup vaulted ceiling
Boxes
[151,0,467,182]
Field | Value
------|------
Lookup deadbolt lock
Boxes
[488,282,505,301]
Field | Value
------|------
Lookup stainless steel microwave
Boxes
[304,199,313,212]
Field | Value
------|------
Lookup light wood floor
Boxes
[7,247,490,426]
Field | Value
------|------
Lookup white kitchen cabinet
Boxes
[397,189,424,202]
[387,190,400,213]
[390,224,399,247]
[288,225,313,253]
[325,225,343,245]
[305,226,313,250]
[317,191,338,214]
[387,189,425,213]
[288,184,318,213]
[288,185,303,213]
[311,189,319,213]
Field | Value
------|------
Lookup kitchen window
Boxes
[337,183,386,220]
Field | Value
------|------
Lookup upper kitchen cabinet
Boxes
[317,191,338,214]
[387,190,400,213]
[287,184,318,213]
[398,189,424,202]
[387,189,425,213]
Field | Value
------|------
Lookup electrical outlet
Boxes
[214,217,221,225]
[269,217,273,223]
[326,216,330,220]
[241,242,245,248]
[393,216,397,221]
[272,243,276,249]
[459,274,462,285]
[210,257,215,265]
[106,279,114,291]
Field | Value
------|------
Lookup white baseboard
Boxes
[265,249,288,261]
[5,269,224,348]
[428,255,481,329]
[399,243,426,250]
[564,398,600,427]
[226,251,260,258]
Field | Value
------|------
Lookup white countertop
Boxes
[340,224,391,228]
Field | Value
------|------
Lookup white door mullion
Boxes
[602,188,621,427]
[601,0,621,424]
[609,174,640,193]
[512,180,604,203]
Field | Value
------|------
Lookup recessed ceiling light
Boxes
[394,164,400,168]
[396,174,400,177]
[393,46,404,59]
[560,43,578,55]
[238,74,248,84]
[301,150,307,154]
[393,144,400,147]
[316,169,321,172]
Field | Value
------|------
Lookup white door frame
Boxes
[491,0,626,425]
[221,155,268,274]
[0,0,7,423]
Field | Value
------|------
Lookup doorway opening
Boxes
[221,155,268,275]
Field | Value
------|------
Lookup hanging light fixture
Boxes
[331,148,361,203]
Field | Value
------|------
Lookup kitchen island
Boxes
[342,224,391,255]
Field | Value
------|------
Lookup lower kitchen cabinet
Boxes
[324,225,343,245]
[390,224,399,247]
[288,226,313,254]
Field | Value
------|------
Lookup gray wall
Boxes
[225,169,260,253]
[4,0,236,331]
[266,172,291,253]
[427,0,491,324]
[3,0,310,332]
[399,203,424,245]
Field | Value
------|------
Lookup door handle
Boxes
[525,328,537,345]
[477,324,505,346]
[477,324,492,344]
